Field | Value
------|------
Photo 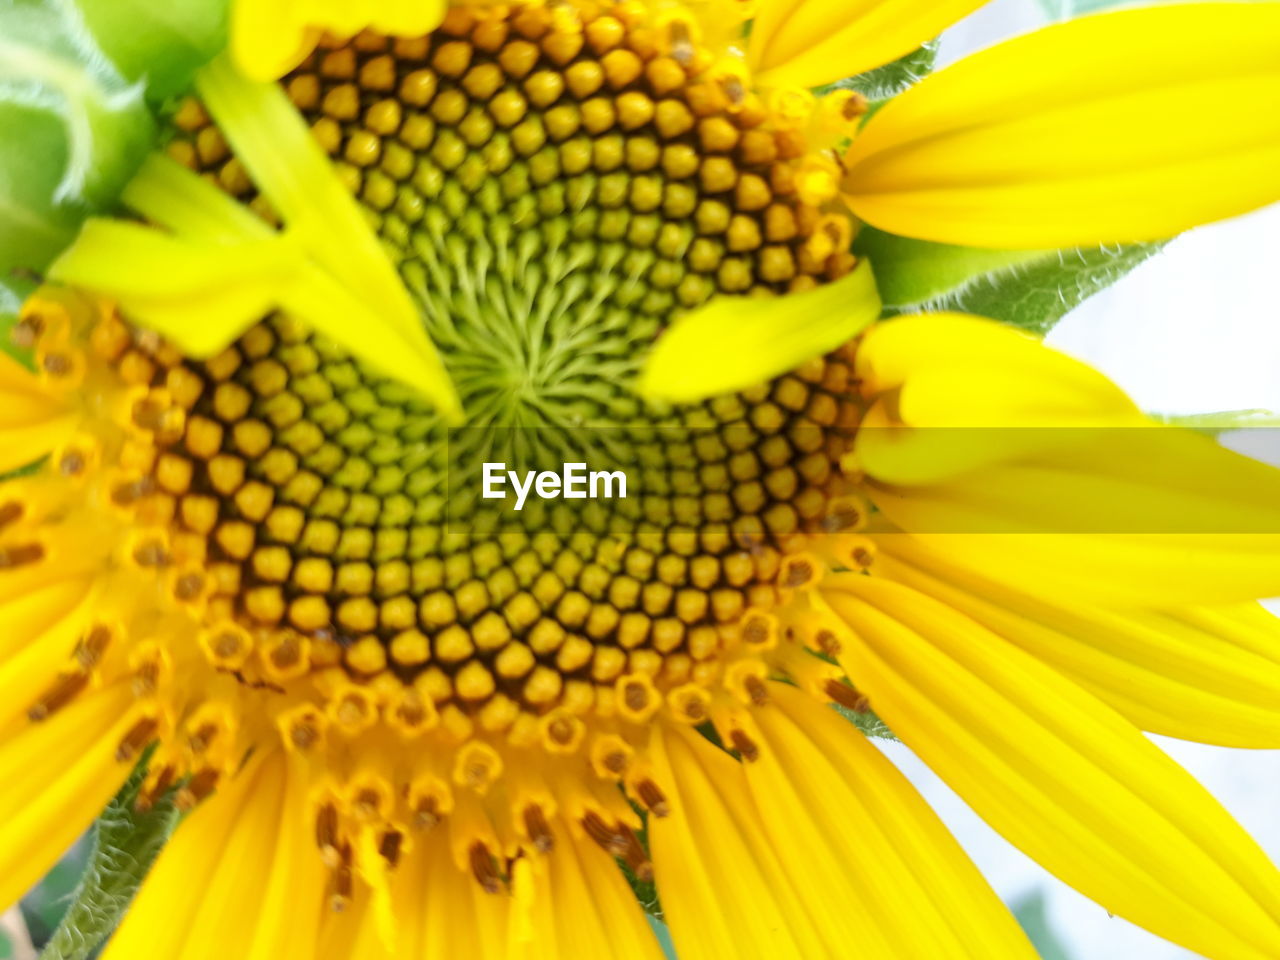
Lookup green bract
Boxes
[0,0,227,307]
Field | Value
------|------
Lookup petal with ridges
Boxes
[751,0,987,89]
[874,536,1280,747]
[842,4,1280,248]
[0,683,137,910]
[744,683,1039,959]
[639,258,879,402]
[823,574,1280,960]
[244,753,326,960]
[648,725,828,959]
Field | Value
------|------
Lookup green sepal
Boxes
[38,753,178,960]
[74,0,229,103]
[833,703,896,740]
[0,0,157,282]
[856,227,1165,334]
[831,41,940,101]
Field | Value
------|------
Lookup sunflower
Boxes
[3,1,1280,958]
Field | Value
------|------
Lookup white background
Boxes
[907,3,1280,958]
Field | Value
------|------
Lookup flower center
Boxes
[137,6,863,712]
[170,5,857,432]
[2,0,879,901]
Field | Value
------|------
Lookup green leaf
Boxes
[0,0,157,280]
[833,41,939,101]
[38,756,177,960]
[933,242,1165,334]
[1012,890,1076,960]
[19,840,90,949]
[857,227,1165,334]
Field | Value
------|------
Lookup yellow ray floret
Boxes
[873,535,1280,748]
[0,683,139,912]
[740,685,1038,959]
[842,3,1280,248]
[823,575,1280,960]
[639,258,880,402]
[232,0,448,81]
[750,0,988,89]
[851,313,1280,604]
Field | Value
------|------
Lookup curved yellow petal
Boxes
[539,821,666,960]
[875,536,1280,747]
[0,353,74,471]
[243,754,326,960]
[842,4,1280,248]
[194,57,461,421]
[231,0,447,81]
[50,218,296,355]
[742,683,1038,959]
[823,575,1280,960]
[850,314,1280,603]
[852,312,1144,486]
[639,258,879,402]
[751,0,987,89]
[648,724,829,959]
[0,683,136,911]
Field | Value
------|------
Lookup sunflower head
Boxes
[7,2,1280,959]
[1,0,884,903]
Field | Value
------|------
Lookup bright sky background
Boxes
[908,4,1280,958]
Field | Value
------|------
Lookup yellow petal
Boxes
[0,683,136,910]
[0,353,74,471]
[875,536,1280,747]
[231,0,447,81]
[244,754,326,960]
[823,575,1280,960]
[852,312,1144,486]
[842,4,1280,248]
[648,724,828,959]
[743,683,1038,959]
[751,0,987,89]
[229,0,314,83]
[54,147,462,420]
[0,581,97,736]
[638,258,879,402]
[850,315,1280,603]
[50,218,297,355]
[543,821,666,960]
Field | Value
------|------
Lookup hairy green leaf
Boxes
[0,0,157,282]
[38,757,177,960]
[857,228,1165,334]
[833,41,939,101]
[74,0,229,102]
[834,703,896,740]
[933,242,1165,334]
